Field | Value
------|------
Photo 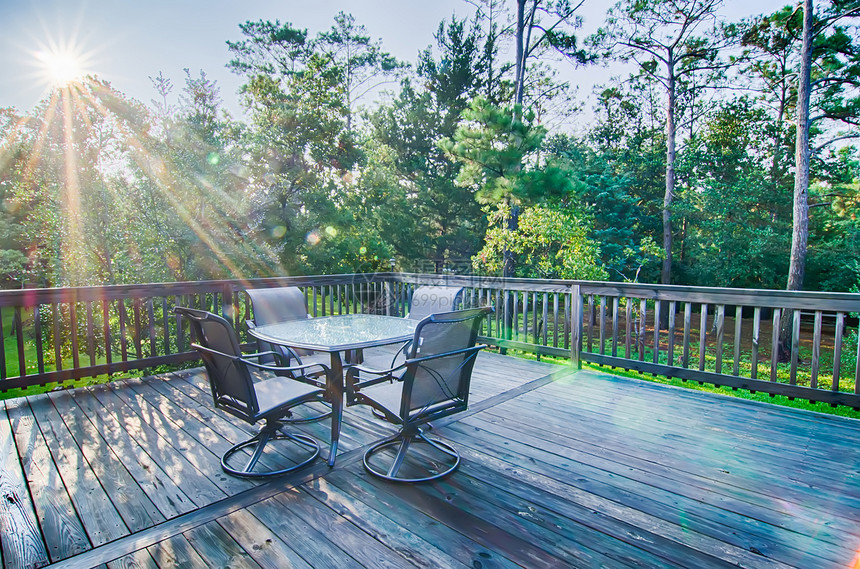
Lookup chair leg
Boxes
[221,419,320,478]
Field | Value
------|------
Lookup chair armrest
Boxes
[242,357,330,379]
[403,344,487,367]
[246,322,306,366]
[191,342,328,381]
[345,362,405,394]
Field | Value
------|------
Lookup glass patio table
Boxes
[247,313,418,466]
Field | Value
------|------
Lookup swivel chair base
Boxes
[222,419,320,478]
[363,429,460,483]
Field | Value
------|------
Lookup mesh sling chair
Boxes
[345,307,492,482]
[245,286,331,422]
[380,285,466,368]
[407,286,464,321]
[175,306,328,478]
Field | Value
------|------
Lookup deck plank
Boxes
[0,402,49,569]
[5,397,89,562]
[78,383,232,506]
[245,495,365,569]
[450,411,850,561]
[31,392,163,536]
[145,534,209,569]
[54,388,197,520]
[18,394,130,547]
[216,508,312,569]
[271,487,416,569]
[300,476,472,569]
[182,521,263,569]
[317,467,522,569]
[105,549,158,569]
[481,377,860,529]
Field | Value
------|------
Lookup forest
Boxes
[0,0,859,294]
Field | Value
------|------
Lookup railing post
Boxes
[570,284,582,369]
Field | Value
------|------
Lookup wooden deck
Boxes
[2,351,859,568]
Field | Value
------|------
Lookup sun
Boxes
[35,48,85,86]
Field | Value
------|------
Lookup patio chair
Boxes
[175,306,328,478]
[376,285,466,369]
[407,286,464,320]
[246,286,331,422]
[345,307,492,482]
[245,286,311,367]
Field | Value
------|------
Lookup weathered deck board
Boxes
[0,403,49,569]
[4,352,860,568]
[5,397,89,562]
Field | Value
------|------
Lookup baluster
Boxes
[564,294,571,351]
[682,302,692,368]
[53,303,63,372]
[133,299,143,360]
[541,292,549,347]
[833,312,844,392]
[733,306,742,377]
[638,299,647,362]
[522,291,529,342]
[612,297,620,358]
[770,308,781,382]
[69,303,80,370]
[86,302,96,367]
[625,299,633,360]
[0,308,6,380]
[698,304,708,372]
[103,300,113,366]
[811,310,822,389]
[599,296,607,355]
[653,299,661,365]
[162,298,170,355]
[855,321,860,394]
[312,287,318,317]
[34,305,45,375]
[14,307,26,377]
[751,307,761,379]
[512,291,519,341]
[147,299,157,358]
[790,310,801,385]
[119,300,128,362]
[667,301,676,367]
[714,305,724,374]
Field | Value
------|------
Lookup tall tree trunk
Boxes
[780,0,813,360]
[662,54,676,287]
[515,0,526,107]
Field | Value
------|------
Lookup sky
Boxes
[1,0,790,119]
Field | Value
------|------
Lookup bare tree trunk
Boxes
[780,0,813,360]
[662,53,676,288]
[515,0,526,107]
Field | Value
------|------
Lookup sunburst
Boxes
[35,48,85,86]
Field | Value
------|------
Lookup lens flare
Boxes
[35,49,84,86]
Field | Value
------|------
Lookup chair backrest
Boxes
[246,286,310,359]
[246,287,309,324]
[174,306,258,421]
[400,307,491,422]
[407,286,464,321]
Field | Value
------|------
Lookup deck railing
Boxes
[1,273,859,408]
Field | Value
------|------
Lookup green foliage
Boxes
[473,202,608,280]
[441,97,569,204]
[676,97,793,288]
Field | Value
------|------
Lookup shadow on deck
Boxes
[2,352,859,568]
